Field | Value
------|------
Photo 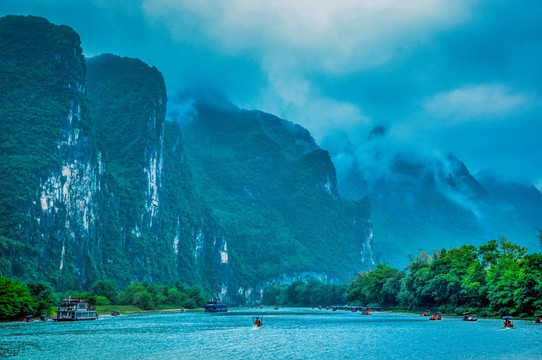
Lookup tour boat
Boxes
[53,298,98,321]
[204,299,228,312]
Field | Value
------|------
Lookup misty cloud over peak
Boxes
[2,0,541,187]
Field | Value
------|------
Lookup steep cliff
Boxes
[0,15,101,289]
[1,16,373,301]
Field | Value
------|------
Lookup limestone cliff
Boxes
[0,16,374,301]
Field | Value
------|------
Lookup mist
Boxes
[2,0,541,188]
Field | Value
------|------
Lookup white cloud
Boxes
[424,84,534,123]
[140,0,474,146]
[254,75,371,143]
[142,0,469,73]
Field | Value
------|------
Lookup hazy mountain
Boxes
[335,126,542,267]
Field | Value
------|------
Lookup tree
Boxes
[134,290,154,310]
[27,282,56,315]
[285,281,305,306]
[0,276,34,319]
[347,264,403,307]
[514,254,542,316]
[91,279,118,304]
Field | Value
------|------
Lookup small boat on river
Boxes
[534,314,542,323]
[111,310,120,316]
[253,316,263,329]
[429,313,442,321]
[502,316,514,329]
[53,298,98,321]
[204,299,228,313]
[462,312,477,321]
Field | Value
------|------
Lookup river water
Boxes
[1,308,541,359]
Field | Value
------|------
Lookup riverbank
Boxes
[0,306,204,323]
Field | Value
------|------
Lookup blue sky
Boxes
[2,0,541,188]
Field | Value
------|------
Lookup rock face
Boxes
[0,15,373,301]
[0,15,102,289]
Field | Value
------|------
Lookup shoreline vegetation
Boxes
[345,237,542,319]
[1,237,541,322]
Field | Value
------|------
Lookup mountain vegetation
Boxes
[0,15,373,302]
[0,15,88,278]
[178,100,373,286]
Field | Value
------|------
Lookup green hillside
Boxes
[179,101,372,285]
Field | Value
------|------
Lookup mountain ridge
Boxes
[333,126,542,267]
[0,15,373,302]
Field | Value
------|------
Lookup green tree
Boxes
[134,290,154,310]
[285,281,305,306]
[262,285,283,305]
[347,264,402,306]
[186,286,207,308]
[26,282,56,316]
[398,257,433,309]
[513,254,542,316]
[0,276,34,319]
[485,238,527,315]
[91,279,118,304]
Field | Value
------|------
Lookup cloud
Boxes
[2,0,542,186]
[423,84,534,123]
[143,0,469,74]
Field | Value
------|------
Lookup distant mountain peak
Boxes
[367,125,387,140]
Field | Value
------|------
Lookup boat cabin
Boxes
[54,298,98,321]
[204,299,228,313]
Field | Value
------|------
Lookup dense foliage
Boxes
[347,238,542,317]
[0,15,86,277]
[0,276,210,319]
[180,101,372,286]
[0,276,56,319]
[86,54,166,222]
[262,279,347,306]
[70,279,209,311]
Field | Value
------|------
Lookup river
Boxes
[1,308,541,359]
